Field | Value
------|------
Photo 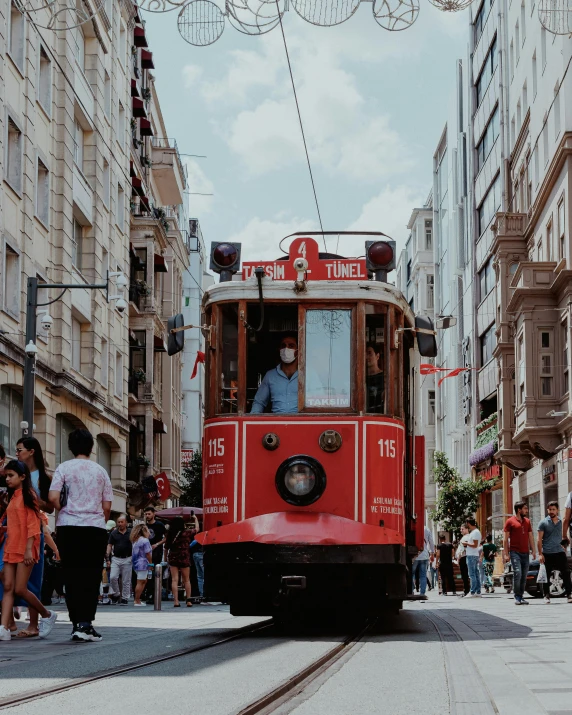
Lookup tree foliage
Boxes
[429,451,496,535]
[180,450,203,507]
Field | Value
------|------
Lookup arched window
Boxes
[55,414,76,465]
[96,435,112,475]
[0,386,23,453]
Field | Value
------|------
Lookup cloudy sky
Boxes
[145,3,469,262]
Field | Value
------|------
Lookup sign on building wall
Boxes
[181,449,195,467]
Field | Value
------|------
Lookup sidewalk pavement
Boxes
[421,589,572,714]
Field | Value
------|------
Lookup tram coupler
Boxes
[281,575,307,590]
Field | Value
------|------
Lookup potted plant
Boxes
[137,454,151,468]
[132,368,147,383]
[141,156,152,168]
[135,279,151,296]
[142,87,152,102]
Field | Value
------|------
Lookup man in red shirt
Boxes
[503,501,537,605]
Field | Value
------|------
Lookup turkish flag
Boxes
[420,363,448,375]
[437,367,469,387]
[191,351,205,379]
[155,472,171,501]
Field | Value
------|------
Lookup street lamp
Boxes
[21,272,128,438]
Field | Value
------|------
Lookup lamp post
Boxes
[21,273,128,438]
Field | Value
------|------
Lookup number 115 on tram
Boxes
[196,233,437,618]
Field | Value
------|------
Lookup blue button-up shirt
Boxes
[251,366,298,414]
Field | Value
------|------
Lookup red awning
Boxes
[133,3,142,23]
[139,118,153,136]
[140,195,150,212]
[134,26,148,47]
[132,176,145,197]
[153,418,167,434]
[154,254,168,273]
[141,50,155,69]
[153,334,167,352]
[131,79,140,98]
[132,97,147,118]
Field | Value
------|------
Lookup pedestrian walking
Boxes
[455,525,470,595]
[537,501,572,605]
[166,517,193,607]
[130,524,152,607]
[190,537,204,600]
[144,507,167,565]
[48,429,112,642]
[436,535,456,595]
[106,515,132,605]
[410,526,435,600]
[464,518,482,597]
[482,534,497,593]
[503,501,536,605]
[12,437,54,638]
[0,460,57,641]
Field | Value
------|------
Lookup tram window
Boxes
[365,312,386,414]
[246,304,298,413]
[305,309,351,409]
[220,303,238,414]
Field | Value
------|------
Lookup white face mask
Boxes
[280,348,297,364]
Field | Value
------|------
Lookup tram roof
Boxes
[203,277,415,325]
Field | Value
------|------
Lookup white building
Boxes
[181,219,214,460]
[397,198,437,521]
[432,58,475,482]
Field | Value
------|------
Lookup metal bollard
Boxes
[154,564,162,611]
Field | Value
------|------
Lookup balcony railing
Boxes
[151,137,187,182]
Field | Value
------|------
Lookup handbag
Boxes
[59,476,68,509]
[537,563,548,584]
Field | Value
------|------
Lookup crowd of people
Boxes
[413,498,572,604]
[0,429,204,644]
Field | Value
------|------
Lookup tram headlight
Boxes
[209,241,242,282]
[275,456,326,507]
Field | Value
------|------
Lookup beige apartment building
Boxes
[0,0,190,515]
[491,19,572,521]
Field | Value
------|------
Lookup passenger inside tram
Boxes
[250,334,299,414]
[366,342,384,413]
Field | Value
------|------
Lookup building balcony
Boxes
[151,137,186,205]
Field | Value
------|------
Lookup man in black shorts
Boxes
[143,507,166,603]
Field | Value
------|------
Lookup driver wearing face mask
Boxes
[250,334,299,414]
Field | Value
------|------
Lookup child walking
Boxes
[131,524,152,607]
[0,461,57,640]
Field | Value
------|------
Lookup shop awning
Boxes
[153,253,168,272]
[131,79,140,98]
[139,195,150,212]
[141,50,155,69]
[134,26,148,47]
[132,176,145,196]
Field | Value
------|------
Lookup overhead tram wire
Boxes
[275,1,327,253]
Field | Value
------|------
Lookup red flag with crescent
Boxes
[191,351,205,379]
[155,472,171,500]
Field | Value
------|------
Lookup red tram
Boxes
[199,233,437,618]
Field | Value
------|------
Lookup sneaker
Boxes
[515,597,523,605]
[133,602,146,607]
[0,626,11,641]
[464,593,475,598]
[110,596,119,605]
[38,611,57,639]
[520,598,529,605]
[72,625,103,642]
[544,597,551,604]
[119,599,129,606]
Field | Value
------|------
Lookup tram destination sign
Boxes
[242,237,368,282]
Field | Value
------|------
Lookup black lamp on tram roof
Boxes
[210,242,242,282]
[365,240,396,282]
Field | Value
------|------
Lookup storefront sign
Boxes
[478,464,500,481]
[542,464,556,484]
[181,449,194,467]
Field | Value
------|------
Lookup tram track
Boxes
[0,618,274,710]
[233,620,374,715]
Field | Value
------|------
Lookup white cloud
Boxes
[349,185,428,252]
[182,65,203,88]
[185,159,215,217]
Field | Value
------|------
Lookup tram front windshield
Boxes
[215,302,392,415]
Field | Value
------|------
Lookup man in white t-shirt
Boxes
[463,517,482,597]
[562,492,572,544]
